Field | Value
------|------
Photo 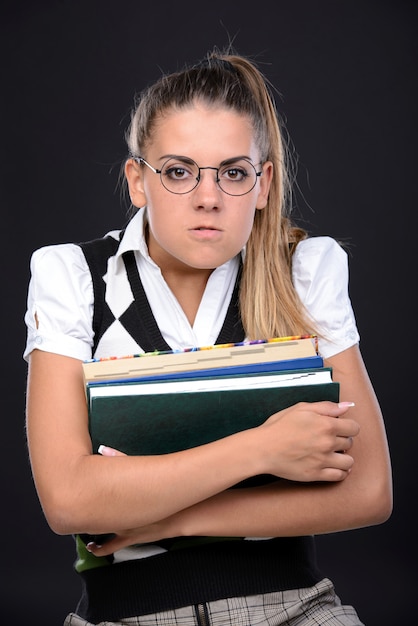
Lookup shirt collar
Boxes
[109,206,150,268]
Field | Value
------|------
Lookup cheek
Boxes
[147,210,172,241]
[144,188,173,229]
[146,203,187,253]
[237,206,257,243]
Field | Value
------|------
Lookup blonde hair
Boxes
[126,47,315,339]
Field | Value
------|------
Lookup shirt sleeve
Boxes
[292,236,360,359]
[23,243,95,362]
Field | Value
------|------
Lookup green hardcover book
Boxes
[87,368,339,456]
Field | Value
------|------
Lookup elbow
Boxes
[367,492,393,526]
[374,485,393,525]
[39,484,91,536]
[42,495,80,536]
[47,518,74,537]
[34,456,105,535]
[357,471,393,527]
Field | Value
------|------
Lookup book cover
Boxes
[87,354,324,386]
[87,367,339,456]
[83,335,319,383]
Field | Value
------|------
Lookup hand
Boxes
[97,400,358,485]
[85,515,182,557]
[256,400,359,483]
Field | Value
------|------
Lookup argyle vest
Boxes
[78,233,245,357]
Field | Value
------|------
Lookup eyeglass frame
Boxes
[132,155,264,196]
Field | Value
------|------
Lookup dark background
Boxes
[1,1,416,624]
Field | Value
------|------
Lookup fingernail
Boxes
[338,401,355,408]
[98,444,115,456]
[86,542,102,552]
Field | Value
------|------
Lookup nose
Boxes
[193,167,222,209]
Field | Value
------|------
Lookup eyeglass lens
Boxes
[159,158,259,196]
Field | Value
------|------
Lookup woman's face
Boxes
[126,103,272,274]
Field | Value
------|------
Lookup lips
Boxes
[188,226,223,241]
[192,226,221,231]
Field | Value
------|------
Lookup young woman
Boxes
[24,49,392,625]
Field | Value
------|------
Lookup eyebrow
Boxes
[158,154,254,166]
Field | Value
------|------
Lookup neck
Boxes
[162,266,213,326]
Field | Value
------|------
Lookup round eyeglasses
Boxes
[133,156,263,196]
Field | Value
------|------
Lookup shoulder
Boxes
[30,230,122,275]
[25,232,124,363]
[292,237,359,358]
[31,241,86,264]
[30,242,90,280]
[292,236,349,293]
[292,236,347,272]
[28,243,95,328]
[25,244,95,362]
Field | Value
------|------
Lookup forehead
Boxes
[149,103,258,160]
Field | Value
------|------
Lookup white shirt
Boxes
[23,207,359,362]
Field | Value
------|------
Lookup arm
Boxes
[153,344,393,539]
[25,348,358,537]
[87,343,392,557]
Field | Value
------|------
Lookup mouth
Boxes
[189,226,223,240]
[192,226,220,231]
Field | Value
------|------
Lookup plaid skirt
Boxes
[64,578,364,626]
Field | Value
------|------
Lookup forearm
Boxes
[32,429,266,536]
[29,409,356,537]
[88,464,391,558]
[177,470,389,539]
[86,456,391,558]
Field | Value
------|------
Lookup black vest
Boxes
[78,234,245,355]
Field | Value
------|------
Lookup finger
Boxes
[337,401,356,411]
[320,452,355,481]
[332,450,355,472]
[336,435,354,452]
[318,467,352,482]
[296,400,356,419]
[335,419,360,438]
[98,444,127,457]
[86,540,113,556]
[86,536,122,557]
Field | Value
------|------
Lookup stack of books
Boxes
[83,335,339,456]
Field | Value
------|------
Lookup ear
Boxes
[255,161,273,210]
[124,159,147,208]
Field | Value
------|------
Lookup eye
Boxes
[162,160,196,181]
[220,164,248,182]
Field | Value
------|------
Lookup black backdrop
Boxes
[1,1,417,624]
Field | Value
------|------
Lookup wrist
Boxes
[234,426,272,477]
